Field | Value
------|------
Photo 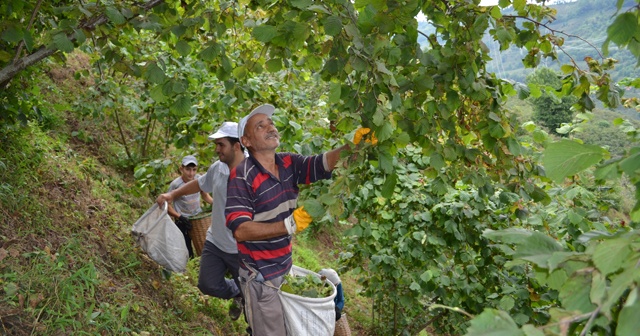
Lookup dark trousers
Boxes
[197,240,241,299]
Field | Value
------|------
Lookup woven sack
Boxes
[131,202,188,273]
[279,265,337,336]
[334,313,352,336]
[188,211,211,256]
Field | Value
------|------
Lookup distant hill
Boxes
[417,0,640,83]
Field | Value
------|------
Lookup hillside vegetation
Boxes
[419,0,640,83]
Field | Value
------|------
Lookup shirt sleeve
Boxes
[225,163,254,234]
[198,161,221,193]
[290,153,332,185]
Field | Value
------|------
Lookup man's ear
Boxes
[240,136,250,149]
[234,141,243,152]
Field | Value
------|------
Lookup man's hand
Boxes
[156,193,172,207]
[283,206,313,235]
[176,215,192,233]
[318,268,341,285]
[353,127,378,145]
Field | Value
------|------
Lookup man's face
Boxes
[214,138,236,164]
[180,165,198,182]
[243,113,280,151]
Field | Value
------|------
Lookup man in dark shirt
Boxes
[225,104,372,336]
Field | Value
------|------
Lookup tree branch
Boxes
[0,0,166,88]
[502,15,604,60]
[12,0,44,64]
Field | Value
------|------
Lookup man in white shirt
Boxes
[157,122,246,321]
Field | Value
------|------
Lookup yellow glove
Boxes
[284,206,313,234]
[353,127,378,145]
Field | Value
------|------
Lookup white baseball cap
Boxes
[238,104,275,147]
[208,121,239,140]
[181,155,198,166]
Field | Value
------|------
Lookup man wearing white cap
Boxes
[157,121,247,321]
[165,154,213,259]
[225,104,375,336]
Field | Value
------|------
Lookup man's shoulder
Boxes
[234,157,256,174]
[168,176,184,188]
[207,160,229,174]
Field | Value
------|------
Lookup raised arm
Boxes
[324,144,351,171]
[156,179,202,209]
[324,127,376,171]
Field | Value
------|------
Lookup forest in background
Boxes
[419,0,640,83]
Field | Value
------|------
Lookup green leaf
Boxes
[149,85,167,103]
[617,290,640,336]
[512,0,525,11]
[490,6,502,19]
[420,270,432,282]
[619,152,640,176]
[145,63,166,84]
[378,150,394,174]
[106,6,126,25]
[380,173,397,198]
[265,58,282,72]
[546,269,568,290]
[594,160,621,181]
[607,12,638,46]
[171,80,187,94]
[170,95,192,115]
[495,27,513,44]
[323,16,342,36]
[593,238,631,276]
[302,198,325,219]
[329,83,341,104]
[199,45,218,62]
[522,324,544,336]
[483,228,563,268]
[466,309,524,336]
[253,25,278,42]
[543,140,605,183]
[498,0,510,8]
[290,0,313,9]
[52,33,74,52]
[499,296,515,311]
[1,26,23,44]
[430,153,445,171]
[175,40,191,57]
[0,50,11,62]
[232,65,247,79]
[560,274,596,313]
[590,270,606,306]
[603,267,640,312]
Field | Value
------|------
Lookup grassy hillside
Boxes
[0,62,370,335]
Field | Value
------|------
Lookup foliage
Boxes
[281,274,334,298]
[466,1,640,332]
[526,67,578,135]
[478,0,640,83]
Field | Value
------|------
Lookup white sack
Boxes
[131,202,188,273]
[279,265,336,336]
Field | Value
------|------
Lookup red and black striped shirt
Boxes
[225,152,331,280]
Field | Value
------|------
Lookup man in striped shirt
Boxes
[225,104,373,336]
